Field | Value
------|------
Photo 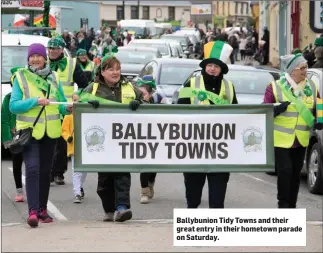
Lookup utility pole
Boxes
[138,0,140,19]
[123,1,125,19]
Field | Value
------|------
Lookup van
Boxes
[119,19,156,39]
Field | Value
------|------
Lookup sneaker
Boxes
[115,209,132,222]
[148,182,154,199]
[73,195,82,203]
[103,212,114,222]
[15,188,24,202]
[38,209,53,223]
[80,188,85,198]
[27,210,39,227]
[140,187,149,204]
[54,176,65,185]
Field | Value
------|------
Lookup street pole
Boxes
[123,1,125,19]
[138,0,140,19]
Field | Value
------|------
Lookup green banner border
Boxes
[74,103,274,173]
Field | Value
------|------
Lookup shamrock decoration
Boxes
[197,90,207,101]
[303,85,312,97]
[111,46,118,53]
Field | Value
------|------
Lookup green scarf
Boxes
[178,87,229,105]
[49,57,67,72]
[279,75,315,127]
[79,92,120,105]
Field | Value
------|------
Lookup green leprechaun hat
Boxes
[101,46,119,70]
[200,41,233,74]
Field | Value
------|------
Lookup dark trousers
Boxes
[11,151,23,189]
[140,173,157,188]
[184,172,230,208]
[275,147,306,208]
[240,50,245,60]
[22,135,56,212]
[97,172,131,213]
[51,136,68,179]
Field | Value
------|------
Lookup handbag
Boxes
[10,84,51,154]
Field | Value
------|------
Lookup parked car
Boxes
[303,68,323,194]
[114,47,162,80]
[165,40,186,58]
[1,33,71,158]
[132,58,201,98]
[127,39,172,58]
[160,34,193,55]
[172,65,281,104]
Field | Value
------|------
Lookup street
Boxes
[2,159,322,252]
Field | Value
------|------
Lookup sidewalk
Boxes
[2,221,322,252]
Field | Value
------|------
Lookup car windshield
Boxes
[130,43,169,55]
[115,50,157,64]
[159,64,198,85]
[162,36,188,46]
[225,70,279,95]
[2,46,28,82]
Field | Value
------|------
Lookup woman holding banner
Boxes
[76,52,144,222]
[9,43,72,227]
[263,53,323,208]
[177,40,238,208]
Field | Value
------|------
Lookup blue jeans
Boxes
[22,135,57,212]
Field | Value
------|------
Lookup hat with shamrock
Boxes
[101,46,119,69]
[47,36,66,48]
[76,49,87,57]
[314,37,323,47]
[200,41,233,74]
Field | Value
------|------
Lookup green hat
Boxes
[314,37,323,47]
[47,37,66,48]
[200,41,233,74]
[137,75,156,89]
[10,66,23,75]
[101,46,119,70]
[291,48,302,55]
[76,49,87,56]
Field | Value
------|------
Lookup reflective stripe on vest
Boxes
[92,82,136,104]
[58,58,76,102]
[15,70,62,140]
[272,80,317,148]
[190,75,233,105]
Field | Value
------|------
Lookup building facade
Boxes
[99,1,191,28]
[212,1,251,28]
[266,0,323,68]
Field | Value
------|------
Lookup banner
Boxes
[74,104,274,173]
[191,4,212,15]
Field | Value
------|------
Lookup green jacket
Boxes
[1,93,16,144]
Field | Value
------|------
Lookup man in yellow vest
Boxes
[177,40,238,208]
[76,49,96,82]
[47,37,89,185]
[263,53,322,208]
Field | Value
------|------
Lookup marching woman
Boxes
[177,40,238,208]
[77,53,144,222]
[263,53,322,208]
[9,43,72,227]
[76,48,96,81]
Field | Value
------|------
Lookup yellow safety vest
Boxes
[92,81,136,104]
[272,80,317,148]
[84,61,95,72]
[189,75,234,104]
[15,70,62,140]
[55,57,76,102]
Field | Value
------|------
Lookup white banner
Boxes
[191,4,212,15]
[173,209,306,247]
[81,113,267,165]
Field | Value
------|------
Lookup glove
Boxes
[129,99,141,111]
[88,100,100,109]
[67,136,73,143]
[273,101,290,117]
[313,123,323,130]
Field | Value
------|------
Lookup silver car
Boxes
[127,39,172,58]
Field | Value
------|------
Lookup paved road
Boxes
[1,160,322,224]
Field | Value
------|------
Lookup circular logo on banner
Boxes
[242,126,263,153]
[84,126,106,152]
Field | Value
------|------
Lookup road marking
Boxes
[1,223,22,227]
[240,173,320,202]
[8,167,68,221]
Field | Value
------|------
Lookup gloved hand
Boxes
[88,100,100,109]
[313,123,323,130]
[273,101,290,117]
[129,99,141,111]
[67,136,73,143]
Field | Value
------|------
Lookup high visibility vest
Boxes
[15,69,62,140]
[56,57,76,102]
[92,81,136,104]
[82,61,95,72]
[272,80,317,148]
[189,75,234,105]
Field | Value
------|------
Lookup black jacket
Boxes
[177,71,238,105]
